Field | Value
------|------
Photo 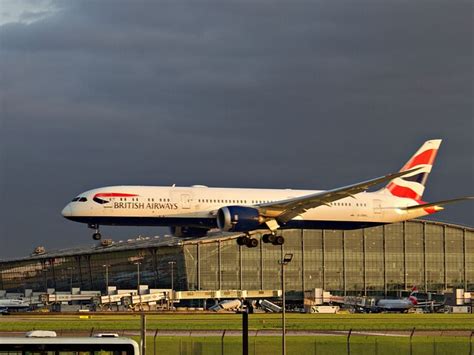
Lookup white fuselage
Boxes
[375,299,415,311]
[62,185,429,231]
[0,299,29,309]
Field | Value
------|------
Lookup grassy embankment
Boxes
[0,313,472,332]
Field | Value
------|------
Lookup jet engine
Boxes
[217,206,263,232]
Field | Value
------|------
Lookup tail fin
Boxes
[380,139,442,200]
[408,286,418,305]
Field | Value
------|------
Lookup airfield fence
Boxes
[142,329,473,355]
[26,328,473,355]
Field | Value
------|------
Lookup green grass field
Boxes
[133,335,471,355]
[0,313,473,332]
[1,314,473,354]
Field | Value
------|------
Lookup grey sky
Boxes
[0,0,472,258]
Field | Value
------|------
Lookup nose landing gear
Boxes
[88,224,102,240]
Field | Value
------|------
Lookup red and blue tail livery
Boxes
[384,139,441,200]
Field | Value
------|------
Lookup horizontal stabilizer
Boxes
[404,197,474,211]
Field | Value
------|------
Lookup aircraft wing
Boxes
[257,167,423,224]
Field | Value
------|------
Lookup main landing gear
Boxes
[88,224,102,240]
[237,233,285,248]
[262,233,284,245]
[237,236,259,248]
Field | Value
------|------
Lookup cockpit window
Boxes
[71,197,80,202]
[79,197,87,202]
[93,196,108,204]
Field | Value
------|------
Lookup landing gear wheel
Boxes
[237,236,247,246]
[237,236,258,248]
[262,234,276,243]
[246,238,258,248]
[89,224,101,241]
[272,236,284,245]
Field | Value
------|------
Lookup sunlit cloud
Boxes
[0,0,59,25]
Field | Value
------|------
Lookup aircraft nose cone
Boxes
[61,204,72,217]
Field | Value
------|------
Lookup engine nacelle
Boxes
[217,206,262,232]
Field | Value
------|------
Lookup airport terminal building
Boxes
[1,219,473,297]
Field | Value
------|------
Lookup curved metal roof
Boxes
[1,219,472,264]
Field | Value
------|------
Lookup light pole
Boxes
[168,261,176,291]
[134,262,142,311]
[102,264,110,294]
[168,261,176,308]
[279,253,293,355]
[134,262,141,292]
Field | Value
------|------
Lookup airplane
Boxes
[352,287,422,313]
[373,289,419,313]
[0,298,30,314]
[62,139,472,248]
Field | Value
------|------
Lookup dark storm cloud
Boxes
[0,0,472,258]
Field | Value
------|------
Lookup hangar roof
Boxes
[0,231,243,263]
[1,219,471,264]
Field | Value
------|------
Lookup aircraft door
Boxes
[373,199,383,216]
[181,193,191,209]
[171,191,192,209]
